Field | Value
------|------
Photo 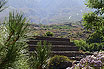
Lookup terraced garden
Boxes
[27,36,92,61]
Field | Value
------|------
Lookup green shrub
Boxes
[87,31,104,43]
[88,43,104,52]
[74,40,104,52]
[45,31,54,37]
[48,55,72,69]
[34,33,38,36]
[74,40,88,51]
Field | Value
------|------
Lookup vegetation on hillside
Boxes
[29,22,88,40]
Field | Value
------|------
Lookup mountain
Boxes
[0,0,89,24]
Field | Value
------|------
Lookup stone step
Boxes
[29,45,79,51]
[29,36,70,42]
[69,57,83,61]
[27,36,93,61]
[27,40,71,45]
[52,46,79,51]
[51,51,92,57]
[69,42,75,46]
[29,50,92,61]
[69,54,93,61]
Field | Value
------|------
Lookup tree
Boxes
[83,0,104,43]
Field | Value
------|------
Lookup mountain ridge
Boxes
[0,0,89,24]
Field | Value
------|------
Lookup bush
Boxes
[87,31,104,43]
[74,40,88,51]
[48,55,72,69]
[34,33,38,36]
[74,40,104,52]
[88,43,104,52]
[45,31,54,37]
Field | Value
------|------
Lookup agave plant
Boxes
[0,12,29,69]
[29,41,51,69]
